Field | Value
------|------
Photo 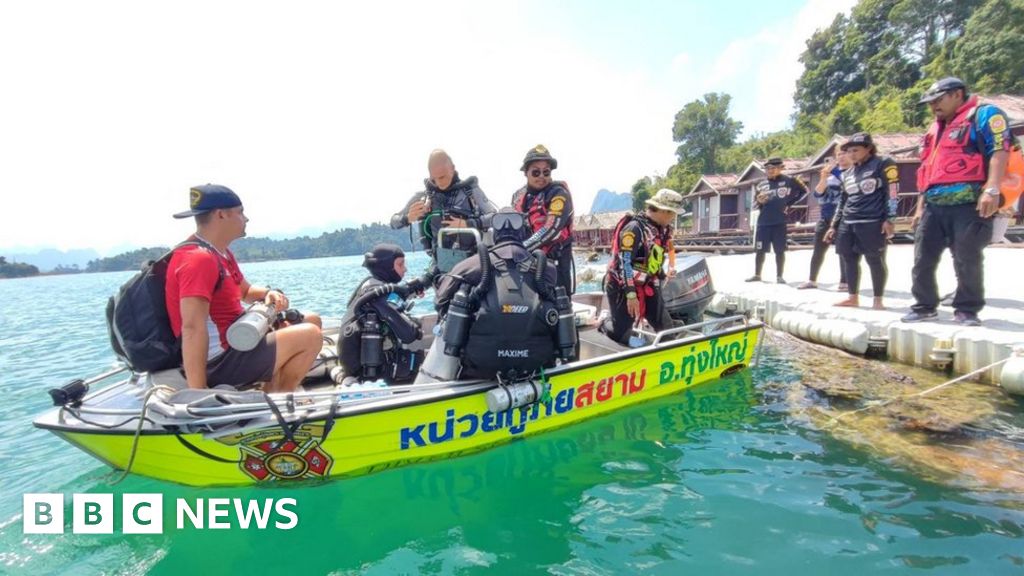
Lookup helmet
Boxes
[520,144,558,172]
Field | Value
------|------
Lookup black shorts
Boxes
[835,222,887,256]
[754,224,787,253]
[206,333,277,388]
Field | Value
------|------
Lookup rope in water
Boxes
[824,355,1015,428]
[109,385,175,485]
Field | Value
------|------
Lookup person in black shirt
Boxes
[824,133,898,310]
[798,148,851,290]
[746,158,808,284]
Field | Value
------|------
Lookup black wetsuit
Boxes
[339,277,423,383]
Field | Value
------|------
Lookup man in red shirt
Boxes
[166,184,322,392]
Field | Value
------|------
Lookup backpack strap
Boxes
[174,240,227,291]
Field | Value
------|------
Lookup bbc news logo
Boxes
[23,494,298,534]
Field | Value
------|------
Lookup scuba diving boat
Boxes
[35,228,760,487]
[35,307,761,486]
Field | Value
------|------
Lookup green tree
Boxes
[672,93,743,174]
[631,177,653,212]
[848,0,919,90]
[890,0,983,63]
[795,14,862,116]
[949,0,1024,94]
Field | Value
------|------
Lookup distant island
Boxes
[3,222,415,276]
[0,256,40,279]
[589,189,632,214]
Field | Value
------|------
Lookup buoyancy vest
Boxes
[461,251,557,379]
[514,183,573,249]
[606,214,672,284]
[917,95,987,191]
[421,176,482,247]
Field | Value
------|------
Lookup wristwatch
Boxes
[984,187,1000,197]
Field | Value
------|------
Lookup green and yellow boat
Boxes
[34,299,761,487]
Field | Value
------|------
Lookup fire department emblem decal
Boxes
[217,424,334,481]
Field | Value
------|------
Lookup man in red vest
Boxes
[903,77,1011,326]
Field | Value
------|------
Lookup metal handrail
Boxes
[638,314,752,346]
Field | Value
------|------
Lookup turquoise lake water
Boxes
[1,253,1023,575]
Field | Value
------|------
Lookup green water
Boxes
[1,254,1022,574]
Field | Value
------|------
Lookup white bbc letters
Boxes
[73,494,114,534]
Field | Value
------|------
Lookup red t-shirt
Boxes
[165,239,245,358]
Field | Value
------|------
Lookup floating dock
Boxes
[698,244,1024,389]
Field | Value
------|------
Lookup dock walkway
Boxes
[699,244,1024,384]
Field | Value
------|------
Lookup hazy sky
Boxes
[0,0,856,255]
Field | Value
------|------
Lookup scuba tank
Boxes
[226,302,275,351]
[360,312,384,380]
[414,325,462,384]
[554,286,577,361]
[485,380,544,412]
[442,285,473,357]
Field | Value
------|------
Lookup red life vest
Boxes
[917,95,987,191]
[514,183,573,250]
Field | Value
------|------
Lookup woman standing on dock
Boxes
[799,147,851,290]
[825,133,899,310]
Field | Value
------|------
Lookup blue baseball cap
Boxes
[173,184,242,219]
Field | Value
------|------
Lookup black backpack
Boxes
[105,241,224,373]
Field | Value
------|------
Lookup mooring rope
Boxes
[109,385,175,485]
[824,356,1016,428]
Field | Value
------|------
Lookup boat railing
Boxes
[640,314,754,346]
[62,377,494,420]
[170,378,493,417]
[436,227,483,273]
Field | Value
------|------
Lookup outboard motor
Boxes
[553,286,577,361]
[661,254,716,324]
[442,285,473,357]
[360,312,383,380]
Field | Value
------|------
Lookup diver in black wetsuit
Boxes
[338,244,427,384]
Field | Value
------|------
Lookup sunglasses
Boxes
[529,169,552,178]
[492,211,526,231]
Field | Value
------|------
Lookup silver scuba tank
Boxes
[226,302,275,351]
[485,381,543,412]
[415,325,461,384]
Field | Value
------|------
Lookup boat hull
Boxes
[37,322,761,486]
